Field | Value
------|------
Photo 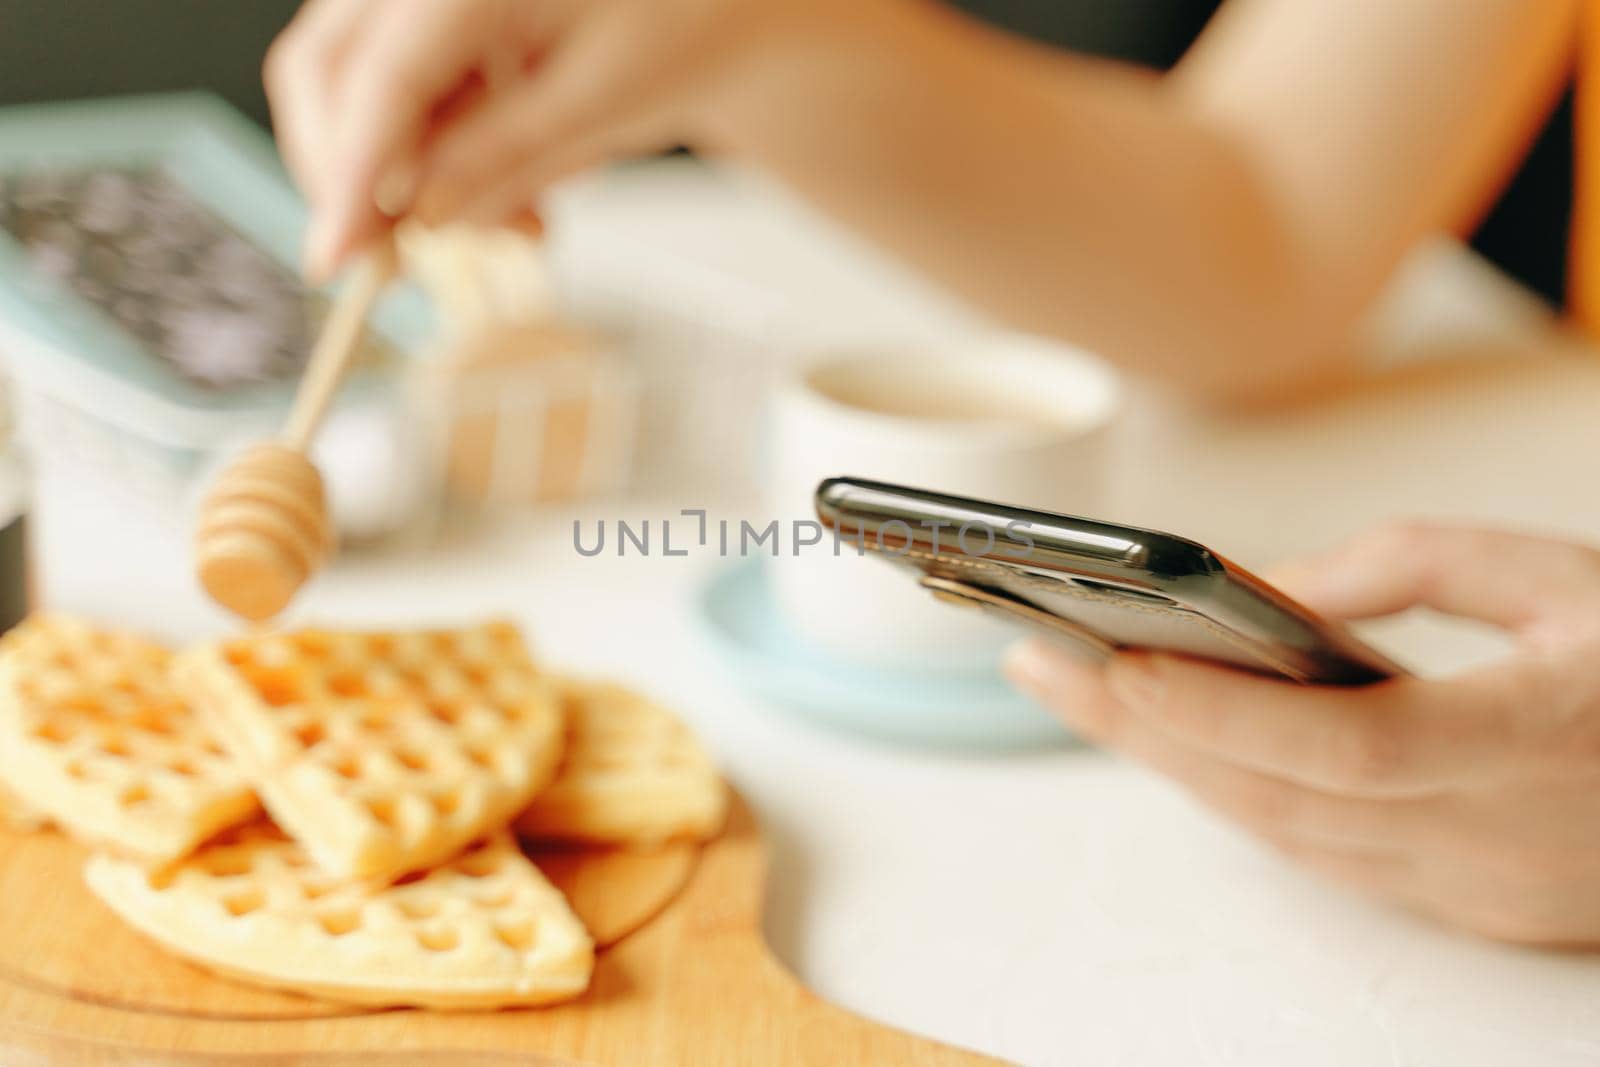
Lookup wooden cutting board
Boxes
[0,793,1004,1065]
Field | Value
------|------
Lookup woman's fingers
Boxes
[411,81,553,225]
[1009,637,1527,795]
[452,115,672,227]
[1004,635,1600,941]
[413,9,663,226]
[1005,642,1439,852]
[1005,641,1502,925]
[305,1,509,276]
[286,0,581,278]
[411,81,598,225]
[267,0,682,271]
[264,0,374,211]
[1003,640,1123,741]
[1102,650,1528,795]
[268,0,503,276]
[1268,521,1600,636]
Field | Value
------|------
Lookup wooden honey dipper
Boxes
[195,246,397,621]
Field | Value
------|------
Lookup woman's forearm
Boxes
[698,2,1327,399]
[701,0,1559,402]
[275,0,1571,394]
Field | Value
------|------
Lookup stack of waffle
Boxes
[0,614,725,1008]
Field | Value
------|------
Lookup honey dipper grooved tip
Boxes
[196,445,330,622]
[192,247,394,622]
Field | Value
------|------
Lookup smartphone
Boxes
[814,477,1403,685]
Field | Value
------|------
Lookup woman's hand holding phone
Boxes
[1007,522,1600,946]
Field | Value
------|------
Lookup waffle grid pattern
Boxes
[0,614,256,861]
[86,825,594,1008]
[176,623,565,881]
[517,679,726,845]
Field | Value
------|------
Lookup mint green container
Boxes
[0,92,430,510]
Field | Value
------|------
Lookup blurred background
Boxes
[0,0,1574,543]
[4,9,1600,1064]
[0,0,1581,666]
[0,0,1570,304]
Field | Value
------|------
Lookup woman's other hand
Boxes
[1008,523,1600,945]
[265,0,824,279]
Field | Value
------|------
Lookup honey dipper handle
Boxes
[282,245,397,451]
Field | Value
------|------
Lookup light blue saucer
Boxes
[694,558,1073,750]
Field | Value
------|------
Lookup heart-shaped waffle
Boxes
[517,679,725,845]
[174,622,563,881]
[0,614,255,862]
[86,824,593,1008]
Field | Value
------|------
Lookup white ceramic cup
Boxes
[765,331,1121,673]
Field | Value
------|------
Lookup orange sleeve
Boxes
[1571,0,1600,330]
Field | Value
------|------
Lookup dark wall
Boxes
[0,0,300,126]
[0,0,1208,121]
[952,0,1222,68]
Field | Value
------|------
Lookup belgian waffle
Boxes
[517,679,725,845]
[174,622,564,881]
[86,824,593,1008]
[0,614,255,862]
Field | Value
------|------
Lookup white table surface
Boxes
[33,162,1600,1066]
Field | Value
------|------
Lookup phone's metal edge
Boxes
[816,476,1222,587]
[816,476,1404,685]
